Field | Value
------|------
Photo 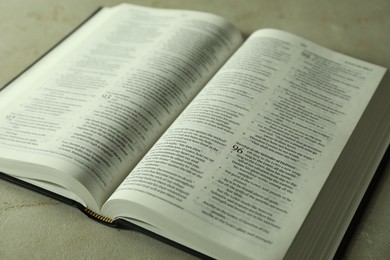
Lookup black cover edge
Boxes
[0,6,103,91]
[333,146,390,259]
[0,171,81,208]
[0,171,117,227]
[0,170,212,258]
[115,219,213,259]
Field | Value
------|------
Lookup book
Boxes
[0,3,389,259]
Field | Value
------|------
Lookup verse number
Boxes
[6,115,15,121]
[232,145,243,154]
[102,94,112,99]
[301,50,311,59]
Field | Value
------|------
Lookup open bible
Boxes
[0,3,389,260]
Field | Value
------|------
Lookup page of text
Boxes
[0,4,242,210]
[106,29,386,259]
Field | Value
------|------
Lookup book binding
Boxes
[83,208,114,225]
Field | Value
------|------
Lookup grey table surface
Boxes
[0,0,389,259]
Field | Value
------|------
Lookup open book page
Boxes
[103,29,386,259]
[0,4,243,211]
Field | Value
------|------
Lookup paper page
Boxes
[105,29,386,259]
[0,4,242,211]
